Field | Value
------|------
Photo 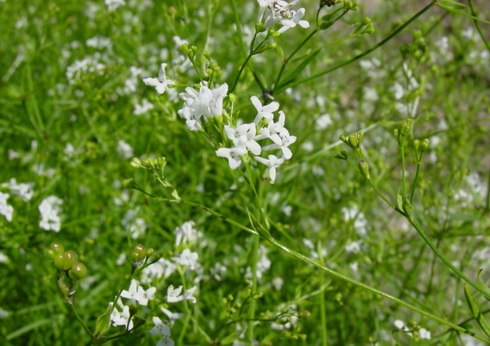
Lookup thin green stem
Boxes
[69,304,94,340]
[272,28,319,93]
[276,2,435,93]
[265,237,490,343]
[406,217,484,295]
[409,162,421,203]
[468,0,490,51]
[367,179,396,209]
[400,146,407,196]
[230,0,247,56]
[230,32,263,93]
[486,165,490,212]
[247,236,259,344]
[318,244,328,346]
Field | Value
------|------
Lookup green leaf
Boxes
[94,305,112,337]
[396,190,404,211]
[464,284,490,337]
[281,49,320,88]
[476,270,490,300]
[438,0,468,10]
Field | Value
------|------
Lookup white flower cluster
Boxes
[0,192,14,222]
[66,56,105,85]
[177,82,228,131]
[2,178,34,202]
[120,279,156,306]
[257,0,310,33]
[174,221,200,246]
[394,320,431,340]
[86,36,112,50]
[105,0,125,12]
[38,196,63,232]
[216,96,296,184]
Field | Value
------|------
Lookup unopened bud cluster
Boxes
[394,119,413,146]
[132,244,154,267]
[339,132,364,149]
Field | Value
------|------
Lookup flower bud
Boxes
[358,159,370,179]
[413,139,420,151]
[146,248,154,256]
[421,139,430,152]
[334,149,348,160]
[69,262,88,280]
[132,244,147,263]
[48,242,64,259]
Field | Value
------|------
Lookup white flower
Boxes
[117,140,134,159]
[149,316,174,346]
[166,285,197,304]
[178,83,228,131]
[216,147,247,170]
[161,307,184,326]
[0,192,14,222]
[254,155,285,184]
[141,258,176,284]
[174,221,199,246]
[419,328,431,340]
[2,178,34,202]
[105,0,125,12]
[172,249,199,270]
[345,241,361,254]
[257,1,309,33]
[110,299,133,330]
[278,8,310,33]
[262,127,297,159]
[315,114,333,130]
[143,63,175,95]
[38,196,63,232]
[251,96,279,124]
[224,123,262,155]
[134,98,154,116]
[120,279,156,306]
[394,320,405,330]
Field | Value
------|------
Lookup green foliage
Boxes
[1,0,490,345]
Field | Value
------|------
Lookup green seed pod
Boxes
[53,253,65,270]
[358,159,371,179]
[69,262,87,280]
[48,242,64,259]
[61,251,78,271]
[132,244,147,263]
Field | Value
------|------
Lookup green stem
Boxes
[367,179,396,209]
[406,217,484,295]
[486,165,490,212]
[230,32,263,93]
[247,236,259,344]
[468,0,490,51]
[409,162,421,203]
[319,244,328,346]
[400,146,407,196]
[276,2,435,93]
[265,237,490,343]
[272,28,319,93]
[69,304,94,340]
[230,0,247,56]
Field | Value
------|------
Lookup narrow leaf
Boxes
[464,284,490,338]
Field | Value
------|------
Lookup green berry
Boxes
[62,251,78,270]
[48,242,64,259]
[69,262,87,280]
[132,244,147,263]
